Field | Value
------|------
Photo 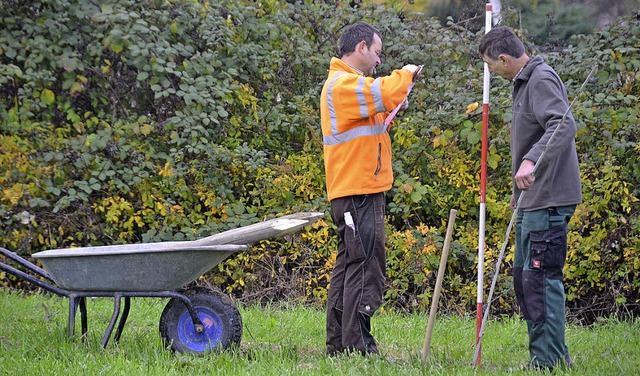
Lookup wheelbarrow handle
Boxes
[0,260,68,296]
[1,246,54,281]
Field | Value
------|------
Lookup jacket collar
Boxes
[330,57,363,76]
[513,55,544,84]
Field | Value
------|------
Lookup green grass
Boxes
[0,289,638,375]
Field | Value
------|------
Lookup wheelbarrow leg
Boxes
[68,295,78,338]
[68,295,88,340]
[101,293,122,348]
[79,297,88,341]
[113,296,131,343]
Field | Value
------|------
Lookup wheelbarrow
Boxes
[0,211,323,354]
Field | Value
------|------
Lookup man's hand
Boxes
[515,159,536,190]
[402,64,420,75]
[399,98,409,112]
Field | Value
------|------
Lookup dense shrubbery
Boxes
[1,0,638,321]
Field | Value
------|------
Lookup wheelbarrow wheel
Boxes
[159,287,242,353]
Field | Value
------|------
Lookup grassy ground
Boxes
[0,289,638,375]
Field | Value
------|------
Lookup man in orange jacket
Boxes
[320,21,419,356]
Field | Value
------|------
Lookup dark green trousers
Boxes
[513,205,575,368]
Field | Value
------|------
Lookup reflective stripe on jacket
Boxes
[320,58,414,201]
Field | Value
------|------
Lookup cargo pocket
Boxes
[344,211,366,264]
[530,224,567,281]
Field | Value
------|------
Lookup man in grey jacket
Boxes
[479,27,581,370]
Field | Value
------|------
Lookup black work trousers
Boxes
[326,193,386,355]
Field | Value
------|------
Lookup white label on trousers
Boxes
[344,211,356,235]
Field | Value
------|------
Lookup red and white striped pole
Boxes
[476,2,492,367]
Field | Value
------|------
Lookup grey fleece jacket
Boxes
[511,56,582,211]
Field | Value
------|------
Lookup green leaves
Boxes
[58,54,83,72]
[460,120,481,145]
[40,89,56,105]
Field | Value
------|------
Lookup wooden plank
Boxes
[192,211,325,246]
[34,211,325,257]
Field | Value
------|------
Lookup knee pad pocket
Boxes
[523,269,545,323]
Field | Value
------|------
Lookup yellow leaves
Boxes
[419,243,437,256]
[170,21,178,34]
[624,243,640,271]
[300,218,332,252]
[236,83,258,110]
[70,82,84,96]
[94,196,133,224]
[199,1,211,19]
[2,184,25,206]
[1,136,50,206]
[156,201,167,216]
[393,127,420,148]
[416,223,435,236]
[94,196,162,240]
[505,252,514,263]
[133,123,154,136]
[111,43,124,54]
[70,75,88,95]
[101,59,112,74]
[465,101,479,114]
[432,135,441,148]
[158,161,173,177]
[325,251,337,268]
[432,128,454,148]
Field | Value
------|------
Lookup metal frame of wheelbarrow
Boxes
[0,246,208,348]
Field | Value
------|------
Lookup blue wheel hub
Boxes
[177,307,224,353]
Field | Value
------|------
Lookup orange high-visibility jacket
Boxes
[320,57,415,201]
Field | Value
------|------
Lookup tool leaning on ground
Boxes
[421,209,457,364]
[472,65,598,366]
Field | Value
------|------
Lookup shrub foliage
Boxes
[1,0,638,321]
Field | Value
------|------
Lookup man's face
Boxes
[482,53,512,80]
[362,34,382,76]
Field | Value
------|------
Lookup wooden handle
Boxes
[421,209,457,364]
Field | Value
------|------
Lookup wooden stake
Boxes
[421,209,457,364]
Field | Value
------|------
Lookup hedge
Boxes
[1,0,638,321]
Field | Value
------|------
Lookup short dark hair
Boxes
[478,26,525,60]
[337,21,381,57]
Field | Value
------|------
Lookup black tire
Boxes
[159,287,242,353]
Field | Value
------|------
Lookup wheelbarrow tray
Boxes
[32,211,324,292]
[32,244,247,292]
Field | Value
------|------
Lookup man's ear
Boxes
[358,40,367,53]
[498,54,510,65]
